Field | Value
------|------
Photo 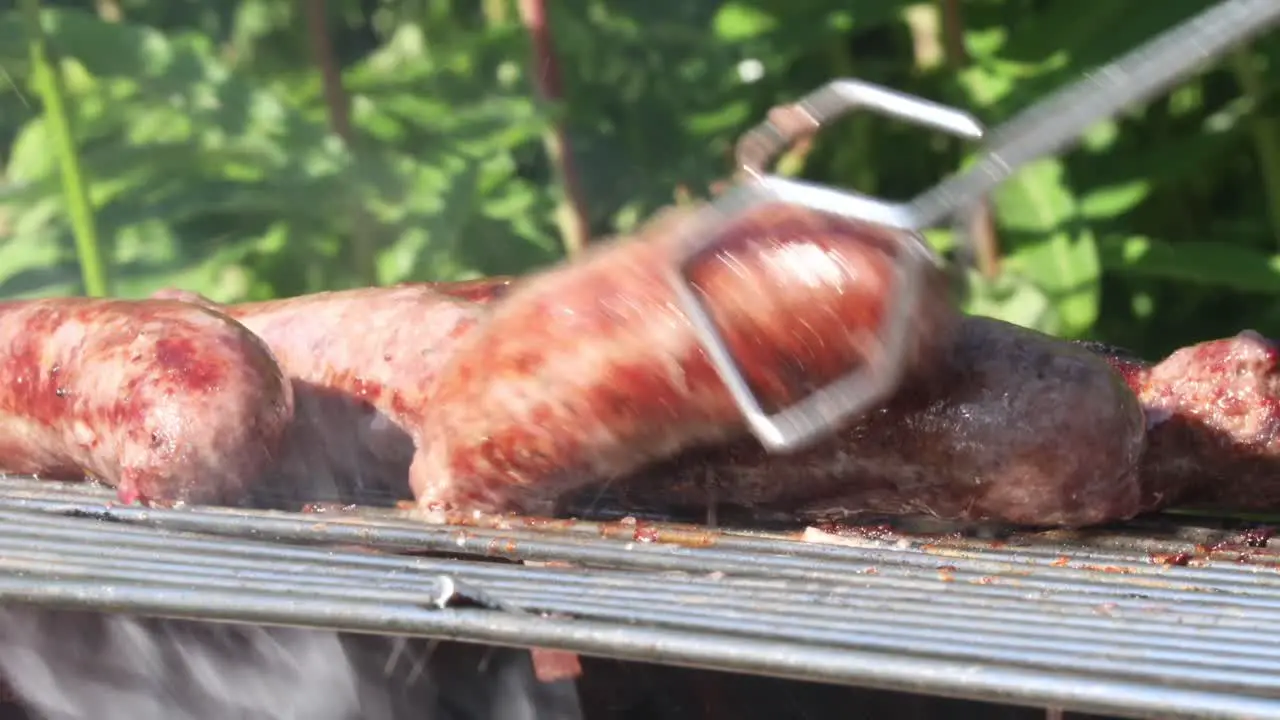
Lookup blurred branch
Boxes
[19,0,111,297]
[938,0,967,67]
[516,0,592,258]
[933,0,1002,280]
[1229,47,1280,248]
[93,0,121,23]
[904,5,942,70]
[303,0,377,286]
[483,0,509,23]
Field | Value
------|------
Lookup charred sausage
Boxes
[577,316,1149,528]
[595,327,1280,528]
[0,298,294,505]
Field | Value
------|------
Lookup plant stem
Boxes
[517,0,592,258]
[938,0,967,68]
[1230,47,1280,249]
[933,0,1001,280]
[20,0,111,297]
[303,0,378,287]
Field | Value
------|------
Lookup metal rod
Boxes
[0,499,1274,676]
[2,512,1278,643]
[908,0,1280,227]
[5,478,1280,718]
[9,528,1280,674]
[0,578,1276,720]
[7,499,1280,611]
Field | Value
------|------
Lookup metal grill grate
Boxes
[0,476,1278,720]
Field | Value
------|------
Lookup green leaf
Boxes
[712,4,777,41]
[5,117,54,181]
[992,158,1102,338]
[1099,235,1280,295]
[1079,180,1151,220]
[962,272,1059,336]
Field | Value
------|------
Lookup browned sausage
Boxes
[155,205,956,513]
[589,328,1280,528]
[1085,331,1280,513]
[412,203,959,514]
[156,272,1273,527]
[569,316,1148,528]
[150,261,1273,527]
[148,283,514,505]
[0,298,294,505]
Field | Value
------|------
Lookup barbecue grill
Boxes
[0,475,1276,720]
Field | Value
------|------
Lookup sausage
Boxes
[0,298,294,505]
[149,283,512,505]
[1082,331,1280,513]
[146,278,1265,528]
[155,204,956,514]
[412,202,960,514]
[568,316,1148,528]
[582,328,1280,528]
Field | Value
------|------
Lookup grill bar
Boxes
[7,515,1279,682]
[0,479,1279,718]
[8,575,1278,720]
[8,491,1280,610]
[0,509,1275,647]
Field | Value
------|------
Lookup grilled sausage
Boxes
[156,205,956,514]
[412,203,959,514]
[1083,331,1280,513]
[0,298,294,505]
[581,328,1280,528]
[148,282,1271,528]
[164,228,1280,529]
[573,316,1149,528]
[150,283,513,505]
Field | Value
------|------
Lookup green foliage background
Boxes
[1,0,1278,360]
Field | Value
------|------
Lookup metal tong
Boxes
[667,0,1280,455]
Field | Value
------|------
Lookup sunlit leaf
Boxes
[1099,235,1280,294]
[992,158,1101,337]
[713,4,777,41]
[1079,180,1151,220]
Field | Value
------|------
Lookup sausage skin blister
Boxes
[0,298,294,505]
[578,316,1149,528]
[412,203,960,515]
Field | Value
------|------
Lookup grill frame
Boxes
[0,477,1278,720]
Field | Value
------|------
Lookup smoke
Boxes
[250,381,419,510]
[0,609,584,720]
[0,610,393,720]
